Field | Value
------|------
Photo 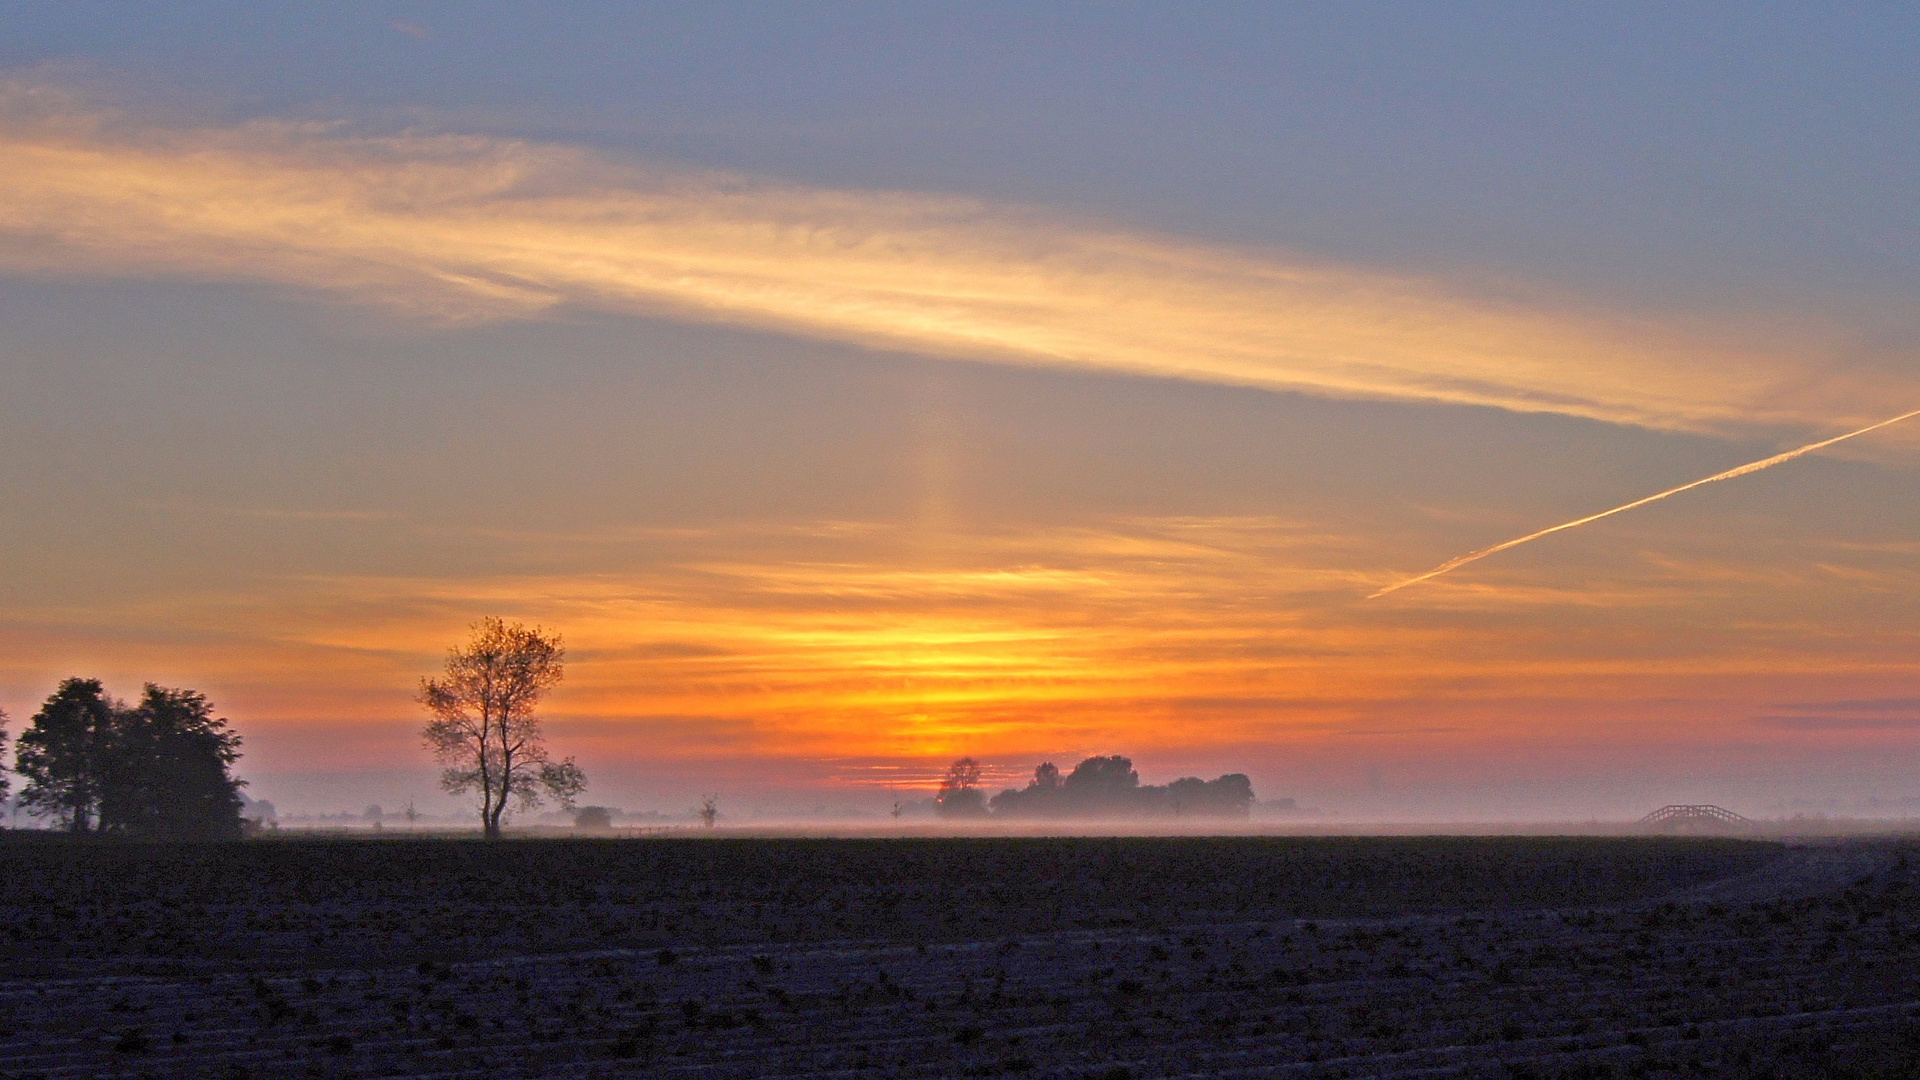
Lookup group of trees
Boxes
[3,624,1264,841]
[937,754,1255,820]
[0,679,248,839]
[0,618,585,843]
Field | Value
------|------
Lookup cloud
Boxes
[9,508,1920,785]
[1751,715,1920,731]
[0,513,1412,761]
[1754,696,1920,730]
[1787,697,1920,712]
[0,81,1892,432]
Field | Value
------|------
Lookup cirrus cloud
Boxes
[0,81,1900,433]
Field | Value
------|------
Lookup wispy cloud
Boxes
[8,509,1920,778]
[0,514,1406,760]
[1750,693,1920,731]
[0,81,1886,431]
[1752,715,1920,730]
[1786,697,1920,712]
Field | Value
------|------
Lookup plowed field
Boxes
[3,835,1917,1079]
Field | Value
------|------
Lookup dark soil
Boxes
[3,834,1917,1078]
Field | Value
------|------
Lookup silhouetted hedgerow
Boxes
[989,756,1254,818]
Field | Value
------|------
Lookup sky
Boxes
[4,3,1920,821]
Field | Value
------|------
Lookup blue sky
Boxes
[9,3,1917,298]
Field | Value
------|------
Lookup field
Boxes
[2,834,1918,1078]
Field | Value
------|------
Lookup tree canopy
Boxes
[101,685,248,839]
[17,678,121,833]
[15,678,246,839]
[421,617,586,838]
[935,756,988,818]
[987,755,1254,819]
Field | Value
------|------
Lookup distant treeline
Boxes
[0,678,248,839]
[936,755,1254,819]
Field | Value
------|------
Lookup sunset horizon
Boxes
[6,6,1920,827]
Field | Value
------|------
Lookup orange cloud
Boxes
[7,512,1917,789]
[0,82,1895,433]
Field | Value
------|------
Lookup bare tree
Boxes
[698,794,719,828]
[420,618,586,839]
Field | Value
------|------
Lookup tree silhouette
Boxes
[17,679,246,838]
[1064,755,1139,794]
[991,755,1255,819]
[936,757,988,818]
[97,684,246,840]
[987,761,1066,816]
[420,618,586,839]
[15,678,117,832]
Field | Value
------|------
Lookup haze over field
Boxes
[5,5,1920,823]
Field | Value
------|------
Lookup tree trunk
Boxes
[485,718,512,839]
[483,778,505,839]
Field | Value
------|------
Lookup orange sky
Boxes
[4,58,1920,820]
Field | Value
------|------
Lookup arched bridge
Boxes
[1638,804,1753,831]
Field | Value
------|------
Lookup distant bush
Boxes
[989,756,1253,819]
[936,758,989,819]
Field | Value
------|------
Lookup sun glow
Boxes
[7,504,1904,792]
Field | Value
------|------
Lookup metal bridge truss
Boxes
[1637,804,1753,830]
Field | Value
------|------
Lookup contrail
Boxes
[1369,406,1920,599]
